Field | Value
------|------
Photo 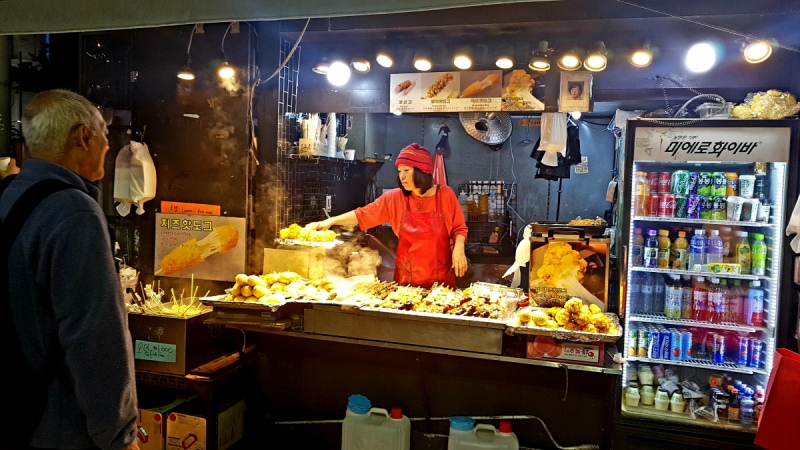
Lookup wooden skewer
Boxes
[155,269,163,275]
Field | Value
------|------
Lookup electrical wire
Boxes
[615,0,800,54]
[186,24,195,55]
[507,139,526,226]
[258,18,310,85]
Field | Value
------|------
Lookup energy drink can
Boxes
[628,329,638,357]
[712,172,727,196]
[698,172,713,196]
[682,331,693,360]
[688,172,699,195]
[648,330,661,359]
[713,333,727,364]
[637,330,647,357]
[738,337,750,366]
[687,195,703,219]
[749,339,763,369]
[674,195,688,218]
[660,331,672,360]
[712,196,728,220]
[701,196,714,220]
[670,331,683,361]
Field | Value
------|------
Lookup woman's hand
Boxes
[452,242,468,277]
[308,217,336,231]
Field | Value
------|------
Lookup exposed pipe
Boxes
[0,36,11,157]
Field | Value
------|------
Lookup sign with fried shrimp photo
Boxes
[154,213,246,281]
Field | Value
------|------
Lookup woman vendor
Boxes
[310,144,468,288]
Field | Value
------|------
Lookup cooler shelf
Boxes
[630,266,766,281]
[632,216,776,228]
[627,356,768,375]
[627,312,768,334]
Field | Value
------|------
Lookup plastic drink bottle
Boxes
[707,230,724,265]
[741,396,755,426]
[629,272,641,313]
[653,274,666,314]
[707,278,724,324]
[728,389,741,422]
[730,280,744,324]
[657,230,671,269]
[719,279,731,323]
[750,233,767,276]
[746,281,764,327]
[736,231,752,274]
[664,275,682,318]
[632,228,644,266]
[681,275,693,319]
[458,191,468,219]
[634,172,651,217]
[689,230,707,270]
[641,273,655,313]
[643,230,659,268]
[719,226,734,263]
[693,276,708,322]
[671,232,689,270]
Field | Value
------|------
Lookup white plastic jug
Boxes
[448,417,519,450]
[342,395,410,450]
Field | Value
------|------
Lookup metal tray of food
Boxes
[274,237,344,249]
[529,222,606,238]
[506,308,622,343]
[200,294,284,312]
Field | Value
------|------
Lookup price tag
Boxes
[135,340,177,363]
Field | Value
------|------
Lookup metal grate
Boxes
[458,183,517,256]
[285,158,351,225]
[276,38,301,231]
[628,312,766,333]
[627,356,767,375]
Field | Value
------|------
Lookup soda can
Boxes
[674,194,688,218]
[701,196,714,220]
[712,196,728,220]
[647,172,659,195]
[713,333,727,364]
[658,172,672,194]
[698,172,713,196]
[670,331,683,361]
[649,194,661,217]
[659,194,676,218]
[637,330,647,357]
[660,331,672,360]
[750,339,763,369]
[688,172,699,195]
[682,331,693,360]
[648,331,660,359]
[754,177,766,199]
[726,173,739,196]
[712,172,727,196]
[738,337,750,366]
[670,171,689,195]
[687,195,703,219]
[628,329,638,357]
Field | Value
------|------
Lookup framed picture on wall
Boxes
[558,72,593,113]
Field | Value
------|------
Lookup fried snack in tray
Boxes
[445,285,507,319]
[512,297,617,335]
[279,223,336,242]
[568,217,606,226]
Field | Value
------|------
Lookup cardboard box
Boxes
[217,400,246,450]
[138,395,199,450]
[527,336,605,366]
[165,400,246,450]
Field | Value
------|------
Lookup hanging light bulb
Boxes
[584,41,607,71]
[218,61,235,79]
[312,60,331,74]
[376,53,393,68]
[177,65,195,80]
[326,61,351,86]
[495,43,515,69]
[351,59,371,73]
[686,42,716,73]
[528,41,551,71]
[630,39,653,68]
[743,40,773,63]
[414,47,432,71]
[453,47,473,70]
[177,25,197,81]
[558,50,582,70]
[570,111,582,120]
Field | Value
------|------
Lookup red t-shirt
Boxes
[355,185,468,241]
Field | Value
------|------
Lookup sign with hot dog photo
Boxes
[389,70,503,113]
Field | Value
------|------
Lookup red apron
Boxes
[395,187,456,289]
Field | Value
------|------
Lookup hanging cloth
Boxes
[531,124,581,181]
[432,125,450,186]
[787,195,800,253]
[537,113,568,167]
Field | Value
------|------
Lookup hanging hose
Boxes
[673,93,727,118]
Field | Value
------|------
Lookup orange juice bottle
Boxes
[634,172,651,217]
[671,231,689,270]
[657,230,672,269]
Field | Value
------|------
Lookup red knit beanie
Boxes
[395,143,433,174]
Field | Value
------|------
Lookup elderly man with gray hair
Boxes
[0,90,138,450]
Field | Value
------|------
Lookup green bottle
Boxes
[751,233,767,276]
[736,231,751,275]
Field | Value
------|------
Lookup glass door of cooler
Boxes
[618,120,796,432]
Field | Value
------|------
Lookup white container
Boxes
[342,395,410,450]
[695,102,733,119]
[640,385,655,406]
[739,175,756,198]
[448,418,518,450]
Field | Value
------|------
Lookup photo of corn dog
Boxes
[424,72,456,99]
[460,73,501,98]
[394,80,416,96]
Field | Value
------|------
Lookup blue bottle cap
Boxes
[347,394,371,415]
[449,416,475,431]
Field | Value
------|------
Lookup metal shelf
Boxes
[627,356,768,375]
[621,403,757,434]
[286,153,357,165]
[630,266,767,281]
[628,312,769,334]
[633,216,775,228]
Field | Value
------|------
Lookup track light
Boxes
[495,44,515,69]
[630,39,653,68]
[414,48,432,71]
[686,42,716,73]
[528,41,551,71]
[351,59,371,73]
[744,39,772,64]
[584,41,607,71]
[376,53,393,68]
[327,61,351,86]
[453,47,473,70]
[218,61,234,79]
[558,50,582,71]
[571,111,582,120]
[177,25,197,81]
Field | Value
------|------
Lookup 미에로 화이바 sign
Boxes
[633,127,791,162]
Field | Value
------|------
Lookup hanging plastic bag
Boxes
[114,144,134,216]
[537,113,567,167]
[129,142,157,215]
[502,224,533,288]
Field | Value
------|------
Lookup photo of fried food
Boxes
[460,73,500,98]
[424,73,454,99]
[395,80,416,96]
[158,225,240,275]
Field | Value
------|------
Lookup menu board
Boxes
[390,69,545,113]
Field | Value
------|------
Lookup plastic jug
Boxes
[342,395,410,450]
[447,417,519,450]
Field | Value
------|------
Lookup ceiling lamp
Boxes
[495,44,515,69]
[686,42,716,73]
[218,61,235,79]
[570,111,582,120]
[376,52,393,68]
[326,61,351,86]
[312,60,330,74]
[177,25,197,81]
[453,47,472,70]
[584,41,608,71]
[630,39,653,68]
[414,48,432,71]
[528,41,551,71]
[558,50,582,71]
[351,59,371,73]
[743,39,773,63]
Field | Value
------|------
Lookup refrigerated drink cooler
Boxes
[618,119,799,432]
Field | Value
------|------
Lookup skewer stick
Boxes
[155,269,163,275]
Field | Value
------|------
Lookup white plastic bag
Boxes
[503,224,533,288]
[129,142,157,214]
[537,112,567,167]
[113,144,134,216]
[786,196,800,253]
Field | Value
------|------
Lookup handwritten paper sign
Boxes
[161,201,221,216]
[135,340,177,363]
